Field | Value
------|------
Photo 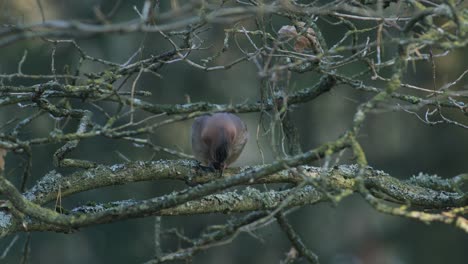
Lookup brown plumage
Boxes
[191,113,248,170]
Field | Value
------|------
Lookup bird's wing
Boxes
[191,115,210,165]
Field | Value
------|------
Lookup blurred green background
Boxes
[0,1,467,263]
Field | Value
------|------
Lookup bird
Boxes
[191,113,248,171]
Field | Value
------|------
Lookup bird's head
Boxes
[202,123,235,171]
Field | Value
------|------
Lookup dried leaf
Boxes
[278,25,298,40]
[278,23,321,53]
[286,247,299,259]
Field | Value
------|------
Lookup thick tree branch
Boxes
[0,158,466,237]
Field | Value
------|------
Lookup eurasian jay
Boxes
[191,113,248,170]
